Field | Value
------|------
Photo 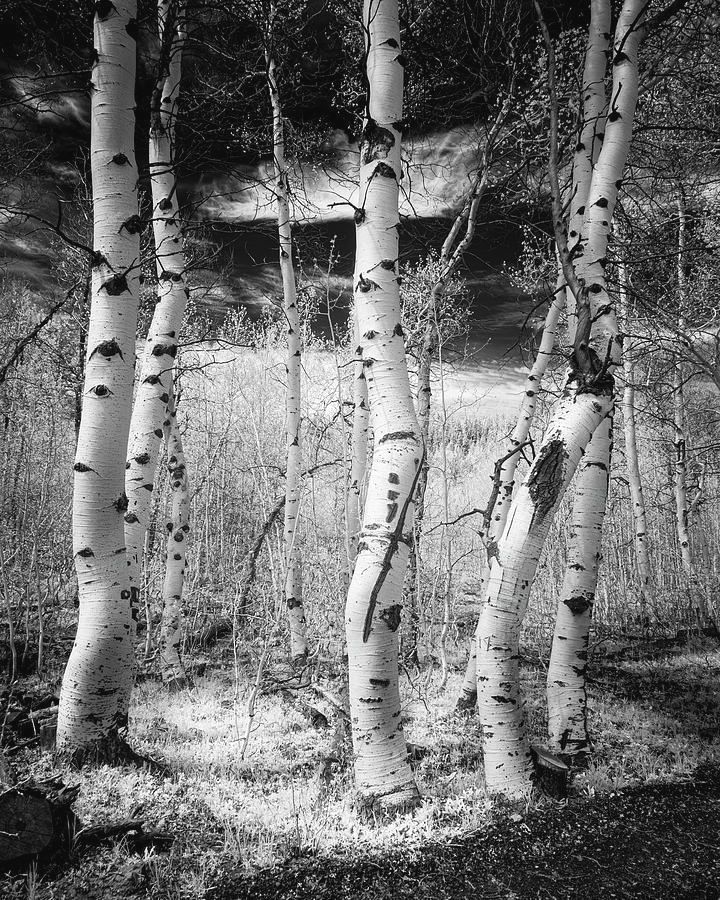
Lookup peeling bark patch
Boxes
[361,121,395,164]
[94,0,116,19]
[527,438,567,527]
[101,274,129,295]
[372,162,396,180]
[385,502,398,522]
[379,431,416,445]
[152,343,178,358]
[120,214,143,234]
[379,604,402,632]
[91,339,123,360]
[564,595,593,615]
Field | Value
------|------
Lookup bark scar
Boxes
[362,444,426,642]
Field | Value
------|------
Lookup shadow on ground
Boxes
[212,765,720,900]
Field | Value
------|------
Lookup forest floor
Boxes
[2,636,720,899]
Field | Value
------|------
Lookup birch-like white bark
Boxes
[345,0,420,812]
[477,385,612,795]
[57,0,140,759]
[476,0,645,795]
[618,259,651,596]
[457,277,565,710]
[125,0,187,634]
[159,380,188,689]
[564,0,611,343]
[674,193,693,578]
[546,415,611,754]
[348,309,369,570]
[266,38,307,662]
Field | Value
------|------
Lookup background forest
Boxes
[1,0,720,897]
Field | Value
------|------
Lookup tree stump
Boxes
[0,780,80,868]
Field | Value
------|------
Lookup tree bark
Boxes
[546,415,612,755]
[476,0,645,796]
[345,0,420,813]
[57,0,140,761]
[618,258,652,600]
[457,276,566,710]
[265,31,307,663]
[125,0,187,636]
[477,381,612,796]
[158,381,188,690]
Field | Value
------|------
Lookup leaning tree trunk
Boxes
[345,0,421,814]
[266,38,308,663]
[125,0,187,635]
[476,0,645,796]
[158,380,188,690]
[546,415,612,756]
[57,0,140,761]
[456,275,566,711]
[459,0,609,712]
[476,380,612,796]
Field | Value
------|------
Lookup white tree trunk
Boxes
[266,42,307,663]
[159,380,188,690]
[674,192,693,580]
[125,0,187,634]
[564,0,610,343]
[618,259,651,597]
[546,415,612,755]
[345,0,420,813]
[57,0,140,760]
[348,308,369,570]
[476,0,645,795]
[457,277,565,710]
[476,384,612,796]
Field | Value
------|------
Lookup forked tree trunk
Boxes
[158,381,188,690]
[125,0,187,633]
[477,0,645,796]
[476,383,612,795]
[266,37,307,663]
[57,0,140,760]
[345,0,421,813]
[546,415,612,755]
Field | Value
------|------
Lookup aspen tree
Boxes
[265,13,308,662]
[345,0,421,812]
[125,0,187,636]
[618,257,651,598]
[158,379,188,689]
[477,0,645,795]
[57,0,140,759]
[546,415,611,754]
[673,191,693,580]
[456,276,565,710]
[459,0,611,711]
